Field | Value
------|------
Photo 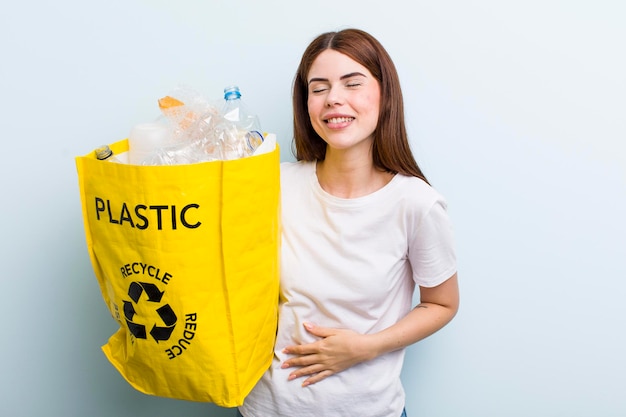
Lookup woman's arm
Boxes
[282,273,459,387]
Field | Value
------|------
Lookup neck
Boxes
[316,151,393,199]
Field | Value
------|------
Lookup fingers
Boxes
[281,352,329,385]
[281,351,321,369]
[280,323,353,387]
[282,323,335,355]
[287,365,333,387]
[282,343,318,356]
[303,322,333,338]
[286,363,324,380]
[302,369,333,387]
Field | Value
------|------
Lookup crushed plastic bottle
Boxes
[221,85,264,158]
[145,107,231,165]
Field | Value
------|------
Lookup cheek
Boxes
[363,86,381,116]
[307,96,323,115]
[307,98,325,127]
[358,95,380,118]
[367,91,381,107]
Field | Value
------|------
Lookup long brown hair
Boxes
[292,28,429,183]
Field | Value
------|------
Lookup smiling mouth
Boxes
[326,117,354,124]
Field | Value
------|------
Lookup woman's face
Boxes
[306,49,381,155]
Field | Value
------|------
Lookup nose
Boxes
[325,85,344,107]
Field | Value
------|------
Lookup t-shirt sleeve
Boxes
[408,198,457,287]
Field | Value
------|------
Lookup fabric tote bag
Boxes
[75,136,280,407]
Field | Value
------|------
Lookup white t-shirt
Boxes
[240,161,457,417]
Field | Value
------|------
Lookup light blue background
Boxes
[1,1,625,416]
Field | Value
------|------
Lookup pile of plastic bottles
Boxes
[97,85,270,165]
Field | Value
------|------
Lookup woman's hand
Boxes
[281,273,459,387]
[281,323,376,387]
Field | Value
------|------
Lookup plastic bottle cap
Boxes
[95,145,113,160]
[224,85,241,100]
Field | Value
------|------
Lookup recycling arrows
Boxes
[129,281,164,303]
[123,282,177,342]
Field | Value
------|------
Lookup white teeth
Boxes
[327,117,353,124]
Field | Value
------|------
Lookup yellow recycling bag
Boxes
[75,137,280,407]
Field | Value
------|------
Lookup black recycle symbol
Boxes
[123,281,177,342]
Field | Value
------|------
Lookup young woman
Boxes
[239,28,459,417]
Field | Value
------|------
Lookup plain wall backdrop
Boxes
[1,1,624,416]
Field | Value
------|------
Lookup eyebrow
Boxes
[308,72,367,85]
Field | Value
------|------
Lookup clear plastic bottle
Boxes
[221,85,264,158]
[128,122,173,165]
